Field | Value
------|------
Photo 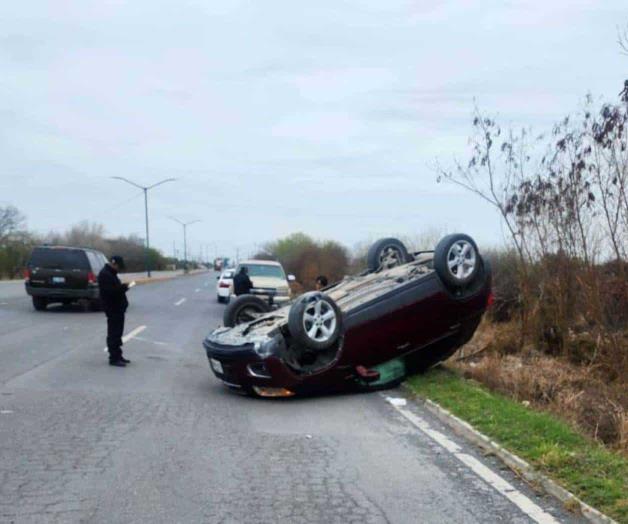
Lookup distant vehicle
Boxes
[24,246,108,311]
[231,260,295,306]
[216,269,235,303]
[213,258,223,271]
[203,234,492,397]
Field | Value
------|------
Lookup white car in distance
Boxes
[216,269,235,303]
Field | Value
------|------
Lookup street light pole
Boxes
[169,217,200,274]
[111,176,176,278]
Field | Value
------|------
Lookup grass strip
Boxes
[406,367,627,523]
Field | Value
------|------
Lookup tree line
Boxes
[0,208,177,278]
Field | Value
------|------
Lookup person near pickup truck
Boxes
[98,256,130,367]
[315,275,328,290]
[233,266,253,296]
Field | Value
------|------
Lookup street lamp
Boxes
[110,176,176,277]
[169,217,201,273]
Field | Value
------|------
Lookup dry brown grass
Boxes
[451,320,628,453]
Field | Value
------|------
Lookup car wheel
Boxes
[288,292,342,351]
[32,297,47,311]
[217,295,223,303]
[367,238,412,271]
[223,295,271,327]
[433,234,480,288]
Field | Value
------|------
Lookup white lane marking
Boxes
[103,325,147,353]
[134,336,169,346]
[384,397,560,524]
[174,298,186,306]
[195,288,200,293]
[1,410,13,414]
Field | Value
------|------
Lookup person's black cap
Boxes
[110,255,126,270]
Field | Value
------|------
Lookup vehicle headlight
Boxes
[277,287,290,296]
[253,332,283,357]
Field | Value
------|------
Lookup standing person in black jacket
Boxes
[98,256,130,367]
[233,266,253,296]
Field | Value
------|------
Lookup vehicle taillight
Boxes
[87,271,97,284]
[23,268,31,280]
[487,291,495,308]
[219,282,230,288]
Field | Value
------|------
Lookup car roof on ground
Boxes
[238,259,282,266]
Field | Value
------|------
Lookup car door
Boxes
[341,274,449,367]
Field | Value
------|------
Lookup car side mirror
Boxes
[287,274,296,282]
[216,276,220,280]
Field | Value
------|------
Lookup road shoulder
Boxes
[404,368,625,524]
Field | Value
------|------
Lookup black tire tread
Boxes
[223,294,271,327]
[366,238,412,272]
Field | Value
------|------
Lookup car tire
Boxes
[367,238,412,271]
[288,292,342,351]
[223,294,271,327]
[433,234,481,288]
[32,296,47,311]
[217,295,223,303]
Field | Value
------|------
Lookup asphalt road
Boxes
[0,273,585,523]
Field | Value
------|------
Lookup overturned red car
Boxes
[202,234,492,397]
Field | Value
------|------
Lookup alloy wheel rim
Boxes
[446,240,477,280]
[302,299,337,343]
[379,246,404,269]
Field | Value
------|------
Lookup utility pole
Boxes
[111,176,176,277]
[169,217,200,274]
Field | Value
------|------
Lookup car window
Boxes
[240,264,285,279]
[29,248,90,270]
[87,251,106,272]
[221,270,234,279]
[86,252,98,271]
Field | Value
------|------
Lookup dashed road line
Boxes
[134,336,169,347]
[384,396,560,524]
[195,288,200,293]
[102,325,147,353]
[174,298,186,306]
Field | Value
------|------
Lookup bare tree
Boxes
[0,205,26,244]
[435,107,536,264]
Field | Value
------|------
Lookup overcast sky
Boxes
[1,1,626,259]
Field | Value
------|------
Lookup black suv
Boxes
[25,246,108,311]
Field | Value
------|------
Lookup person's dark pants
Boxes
[106,311,125,362]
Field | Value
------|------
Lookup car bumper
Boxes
[217,287,231,298]
[203,338,300,395]
[25,284,99,300]
[249,292,291,305]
